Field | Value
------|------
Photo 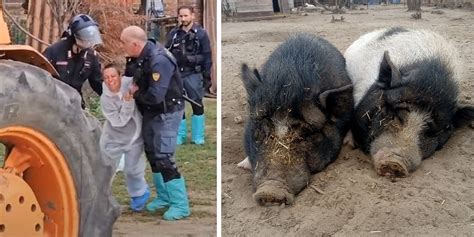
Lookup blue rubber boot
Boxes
[163,177,190,221]
[130,187,151,212]
[176,119,187,145]
[146,173,170,212]
[191,115,205,145]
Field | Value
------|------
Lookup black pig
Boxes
[241,34,353,205]
[345,27,474,178]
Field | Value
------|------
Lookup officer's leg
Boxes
[147,111,182,180]
[183,74,204,115]
[148,111,190,220]
[184,73,205,145]
[176,76,194,145]
[142,113,168,212]
[142,113,155,163]
[176,108,187,145]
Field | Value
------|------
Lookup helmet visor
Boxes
[74,25,103,48]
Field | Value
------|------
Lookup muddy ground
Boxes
[221,5,473,236]
[113,192,216,237]
[113,208,216,237]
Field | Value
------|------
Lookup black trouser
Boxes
[142,109,184,182]
[182,73,204,117]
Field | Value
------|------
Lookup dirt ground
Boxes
[113,206,216,237]
[112,191,216,237]
[221,5,473,236]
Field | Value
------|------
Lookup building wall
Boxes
[287,0,295,8]
[279,0,293,12]
[227,0,294,17]
[203,0,217,92]
[163,0,203,24]
[162,0,178,17]
[228,0,274,17]
[422,0,473,6]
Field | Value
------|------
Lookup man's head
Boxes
[120,26,147,57]
[68,14,103,49]
[178,6,195,28]
[102,64,121,93]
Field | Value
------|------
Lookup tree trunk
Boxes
[407,0,421,11]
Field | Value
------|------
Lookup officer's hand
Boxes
[129,83,139,95]
[124,57,138,77]
[176,54,189,65]
[202,71,211,80]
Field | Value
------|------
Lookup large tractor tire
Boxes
[0,60,120,236]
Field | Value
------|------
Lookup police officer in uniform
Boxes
[43,14,103,108]
[120,26,190,221]
[165,5,212,145]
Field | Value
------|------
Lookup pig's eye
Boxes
[424,122,438,136]
[254,129,264,141]
[288,117,302,129]
[424,120,448,136]
[387,101,411,124]
[395,109,409,124]
[253,119,273,140]
[252,106,268,119]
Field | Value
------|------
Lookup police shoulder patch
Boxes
[152,73,160,81]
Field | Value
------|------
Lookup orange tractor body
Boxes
[0,2,116,236]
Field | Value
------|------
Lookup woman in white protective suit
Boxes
[99,63,150,211]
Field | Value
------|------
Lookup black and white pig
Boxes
[241,34,354,205]
[345,27,474,178]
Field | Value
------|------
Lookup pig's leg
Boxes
[252,138,310,206]
[343,130,355,148]
[237,156,251,170]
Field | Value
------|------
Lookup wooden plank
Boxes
[203,0,216,93]
[26,0,60,52]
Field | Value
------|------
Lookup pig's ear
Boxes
[453,105,474,128]
[241,63,262,95]
[377,51,402,89]
[319,84,353,109]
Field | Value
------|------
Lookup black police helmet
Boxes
[68,14,103,48]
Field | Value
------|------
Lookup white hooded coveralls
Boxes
[100,76,148,197]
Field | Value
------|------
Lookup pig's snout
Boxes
[373,148,409,178]
[253,180,295,206]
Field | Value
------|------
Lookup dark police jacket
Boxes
[131,41,184,114]
[43,37,102,96]
[165,23,212,78]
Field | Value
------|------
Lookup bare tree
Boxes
[46,0,82,33]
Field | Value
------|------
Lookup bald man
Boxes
[120,26,190,221]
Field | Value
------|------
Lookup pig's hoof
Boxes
[237,156,251,170]
[343,130,355,148]
[374,157,409,178]
[253,181,295,206]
